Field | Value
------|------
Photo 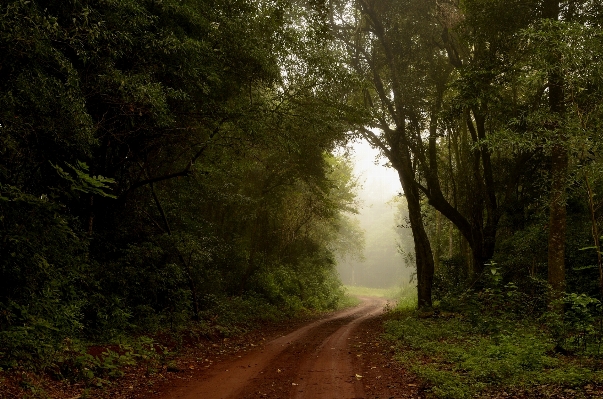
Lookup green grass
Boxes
[344,285,396,298]
[344,284,416,300]
[337,294,361,308]
[384,302,603,398]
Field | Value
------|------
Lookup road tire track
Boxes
[162,297,386,399]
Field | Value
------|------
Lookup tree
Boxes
[543,0,567,299]
[0,0,360,366]
[329,0,492,306]
[326,0,596,307]
[342,0,439,307]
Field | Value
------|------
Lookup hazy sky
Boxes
[336,140,412,288]
[349,140,401,205]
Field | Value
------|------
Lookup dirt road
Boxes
[159,296,419,399]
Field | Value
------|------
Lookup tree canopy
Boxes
[0,0,361,369]
[3,0,603,389]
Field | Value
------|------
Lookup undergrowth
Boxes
[344,284,416,301]
[338,294,362,308]
[0,291,350,397]
[384,280,603,398]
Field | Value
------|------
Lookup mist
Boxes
[336,141,415,289]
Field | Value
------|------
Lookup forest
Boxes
[2,0,603,397]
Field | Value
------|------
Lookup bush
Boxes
[384,284,603,398]
[543,293,603,355]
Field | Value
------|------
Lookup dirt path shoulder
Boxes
[155,296,422,399]
[1,297,423,399]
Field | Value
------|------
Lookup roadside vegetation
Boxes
[1,296,336,399]
[344,285,401,299]
[3,0,603,398]
[0,0,360,396]
[384,271,603,398]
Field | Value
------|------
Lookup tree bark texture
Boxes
[544,0,567,299]
[547,145,567,296]
[403,176,435,308]
[584,175,603,297]
[392,147,435,309]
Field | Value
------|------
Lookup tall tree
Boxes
[543,0,567,298]
[328,0,442,307]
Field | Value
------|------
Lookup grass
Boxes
[383,301,603,398]
[344,284,417,301]
[337,294,361,308]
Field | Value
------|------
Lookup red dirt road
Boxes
[160,296,415,399]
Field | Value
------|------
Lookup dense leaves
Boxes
[4,0,603,396]
[325,0,603,309]
[0,0,359,372]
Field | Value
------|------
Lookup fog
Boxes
[337,141,415,288]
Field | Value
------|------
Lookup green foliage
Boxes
[46,335,169,386]
[0,184,90,371]
[432,256,469,301]
[52,161,116,198]
[543,293,603,356]
[385,299,603,398]
[337,294,361,309]
[0,0,358,378]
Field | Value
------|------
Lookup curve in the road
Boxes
[291,297,384,398]
[163,296,386,399]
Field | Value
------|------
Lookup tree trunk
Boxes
[584,174,603,297]
[394,155,434,309]
[547,144,567,297]
[448,223,454,258]
[435,210,442,270]
[544,0,566,300]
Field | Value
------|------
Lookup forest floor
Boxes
[149,295,422,399]
[2,296,423,399]
[4,296,603,398]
